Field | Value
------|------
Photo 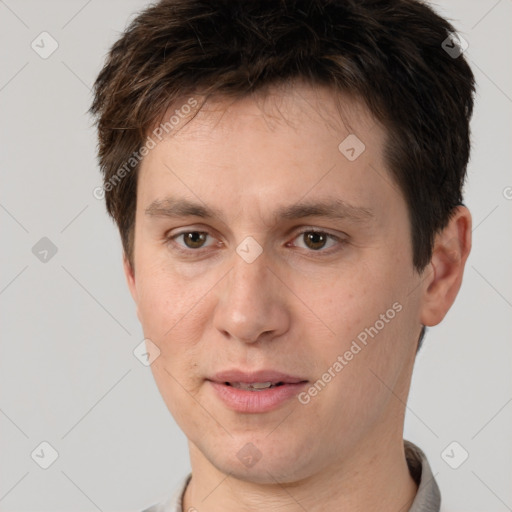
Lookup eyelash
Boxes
[166,228,346,257]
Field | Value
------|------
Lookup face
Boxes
[125,83,429,483]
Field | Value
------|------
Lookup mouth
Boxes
[208,369,308,387]
[206,370,309,413]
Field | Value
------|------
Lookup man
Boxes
[90,1,475,510]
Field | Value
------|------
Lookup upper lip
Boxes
[208,369,308,384]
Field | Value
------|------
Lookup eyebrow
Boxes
[145,197,374,224]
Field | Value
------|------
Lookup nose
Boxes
[212,249,291,344]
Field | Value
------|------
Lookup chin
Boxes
[203,435,316,484]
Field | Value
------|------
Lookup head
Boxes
[90,0,474,485]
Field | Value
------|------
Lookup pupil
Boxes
[305,232,326,250]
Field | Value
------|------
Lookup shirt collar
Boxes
[405,439,441,512]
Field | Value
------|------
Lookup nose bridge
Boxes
[227,249,271,317]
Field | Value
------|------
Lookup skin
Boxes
[124,82,471,511]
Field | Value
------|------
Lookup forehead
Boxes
[158,83,378,145]
[137,82,399,224]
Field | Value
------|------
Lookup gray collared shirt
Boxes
[143,439,441,512]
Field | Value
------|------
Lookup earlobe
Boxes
[419,206,472,326]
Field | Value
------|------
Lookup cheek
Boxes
[309,260,414,375]
[136,246,195,315]
[149,359,207,437]
[311,270,384,342]
[135,262,211,358]
[139,268,208,420]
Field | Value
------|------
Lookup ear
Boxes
[419,205,472,327]
[123,253,141,321]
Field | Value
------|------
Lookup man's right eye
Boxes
[166,231,220,254]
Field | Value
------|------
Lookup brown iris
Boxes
[183,232,207,249]
[303,232,327,250]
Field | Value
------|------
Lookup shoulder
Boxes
[141,473,192,512]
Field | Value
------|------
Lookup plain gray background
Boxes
[1,0,511,510]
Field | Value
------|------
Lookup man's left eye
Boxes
[290,230,342,252]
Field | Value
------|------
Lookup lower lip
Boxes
[208,381,308,413]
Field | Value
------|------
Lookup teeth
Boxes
[230,382,275,390]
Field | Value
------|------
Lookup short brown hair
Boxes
[90,0,475,272]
